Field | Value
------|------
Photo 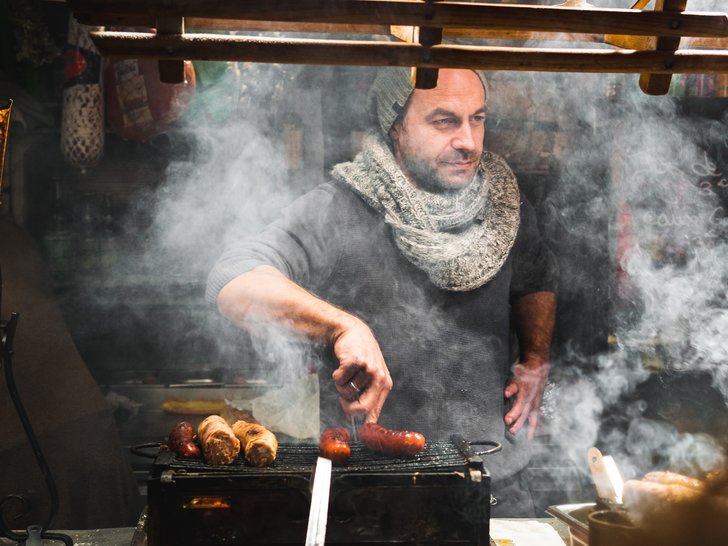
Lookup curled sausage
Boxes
[359,422,425,456]
[319,427,351,465]
[231,420,278,467]
[198,415,240,465]
[167,421,202,459]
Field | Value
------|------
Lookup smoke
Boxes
[86,60,328,378]
[478,1,728,484]
[141,119,285,277]
[523,65,728,482]
[138,63,313,280]
[120,3,728,485]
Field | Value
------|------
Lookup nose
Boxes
[451,122,476,152]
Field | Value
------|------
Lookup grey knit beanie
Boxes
[367,68,488,137]
[367,67,415,137]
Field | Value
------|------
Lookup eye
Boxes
[470,114,486,125]
[432,117,458,127]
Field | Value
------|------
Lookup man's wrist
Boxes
[518,352,550,369]
[328,311,362,345]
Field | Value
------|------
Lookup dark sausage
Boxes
[359,423,425,456]
[168,421,195,447]
[319,426,351,465]
[168,421,202,459]
[174,440,202,458]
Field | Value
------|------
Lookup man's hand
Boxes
[508,290,556,440]
[218,267,393,424]
[331,318,393,423]
[503,358,550,440]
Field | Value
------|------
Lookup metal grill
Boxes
[161,440,474,475]
[146,437,495,545]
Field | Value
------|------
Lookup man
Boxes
[206,68,557,516]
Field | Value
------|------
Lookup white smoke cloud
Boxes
[128,11,728,489]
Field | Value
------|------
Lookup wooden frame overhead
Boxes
[67,0,728,95]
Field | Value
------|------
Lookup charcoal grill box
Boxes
[147,441,493,545]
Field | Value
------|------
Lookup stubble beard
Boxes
[402,153,478,194]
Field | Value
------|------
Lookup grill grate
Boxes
[159,440,472,475]
[147,438,493,545]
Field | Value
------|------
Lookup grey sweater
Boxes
[206,181,557,477]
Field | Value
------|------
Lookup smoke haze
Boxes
[119,1,728,491]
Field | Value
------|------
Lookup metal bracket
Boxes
[160,469,176,484]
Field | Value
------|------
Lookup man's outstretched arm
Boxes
[218,265,393,422]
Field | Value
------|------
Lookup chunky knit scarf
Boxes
[331,134,521,291]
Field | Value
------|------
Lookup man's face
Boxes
[390,69,486,193]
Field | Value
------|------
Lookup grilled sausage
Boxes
[319,427,351,465]
[359,423,425,456]
[232,420,278,467]
[175,441,202,458]
[167,421,201,459]
[198,415,240,465]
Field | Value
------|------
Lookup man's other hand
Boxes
[331,318,393,423]
[503,358,550,440]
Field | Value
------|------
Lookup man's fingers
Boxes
[332,364,368,400]
[505,385,539,429]
[504,395,525,426]
[338,396,366,418]
[333,380,360,402]
[364,375,391,423]
[509,407,530,434]
[504,362,549,436]
[330,321,392,424]
[527,411,540,440]
[335,361,391,417]
[332,362,362,386]
[337,382,386,420]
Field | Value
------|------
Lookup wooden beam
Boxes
[186,18,389,35]
[392,25,607,45]
[413,0,444,89]
[75,16,728,49]
[441,28,604,43]
[604,0,651,48]
[67,1,728,38]
[89,31,728,73]
[156,16,185,83]
[72,12,390,35]
[640,0,688,95]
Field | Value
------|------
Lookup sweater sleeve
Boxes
[205,183,341,306]
[509,195,559,300]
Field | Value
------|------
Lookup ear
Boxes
[389,119,402,144]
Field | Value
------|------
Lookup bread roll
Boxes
[623,479,702,510]
[705,469,727,488]
[643,471,704,491]
[232,420,278,467]
[197,415,240,465]
[161,399,227,415]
